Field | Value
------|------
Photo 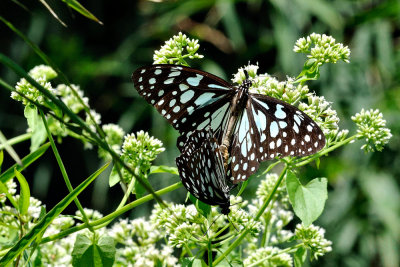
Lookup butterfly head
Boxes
[219,203,231,215]
[235,70,253,106]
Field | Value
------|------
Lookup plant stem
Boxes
[0,133,31,150]
[40,182,182,244]
[208,241,213,267]
[40,111,94,233]
[212,164,288,266]
[295,135,357,167]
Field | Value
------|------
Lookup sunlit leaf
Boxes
[14,169,30,216]
[286,170,328,227]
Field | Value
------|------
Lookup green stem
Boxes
[208,240,213,267]
[184,243,194,257]
[0,133,31,150]
[40,111,94,233]
[0,130,22,165]
[94,170,138,230]
[295,135,357,167]
[117,171,137,210]
[40,182,182,244]
[212,165,288,266]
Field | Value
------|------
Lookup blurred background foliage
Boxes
[0,0,399,266]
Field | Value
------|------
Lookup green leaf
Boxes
[108,164,121,187]
[38,0,67,27]
[294,246,307,267]
[61,0,103,25]
[315,158,320,169]
[72,234,115,267]
[0,149,3,172]
[180,257,195,267]
[0,162,110,265]
[24,105,47,152]
[14,169,30,216]
[189,194,211,218]
[0,143,50,184]
[149,165,179,175]
[134,173,152,199]
[286,170,328,227]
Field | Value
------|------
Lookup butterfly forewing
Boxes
[132,64,234,149]
[176,129,230,210]
[228,94,326,183]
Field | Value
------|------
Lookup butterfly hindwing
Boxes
[176,129,230,211]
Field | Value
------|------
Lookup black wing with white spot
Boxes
[228,94,326,183]
[176,129,231,214]
[132,64,234,150]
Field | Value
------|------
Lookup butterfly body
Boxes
[132,64,326,184]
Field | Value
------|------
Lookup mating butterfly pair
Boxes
[132,64,325,212]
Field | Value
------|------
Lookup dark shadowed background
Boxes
[0,1,399,266]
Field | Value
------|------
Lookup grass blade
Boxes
[0,162,110,265]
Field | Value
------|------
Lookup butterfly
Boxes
[176,128,233,215]
[132,64,325,183]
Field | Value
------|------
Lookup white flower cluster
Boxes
[294,33,350,64]
[233,64,310,106]
[98,123,125,160]
[117,131,165,183]
[12,76,55,106]
[295,224,332,260]
[351,109,392,152]
[153,32,204,65]
[109,218,178,266]
[244,246,293,267]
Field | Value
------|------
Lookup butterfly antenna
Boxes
[203,213,223,237]
[227,214,239,232]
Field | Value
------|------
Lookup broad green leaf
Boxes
[97,236,116,266]
[0,143,50,184]
[180,257,196,267]
[179,258,205,267]
[72,234,115,267]
[14,169,30,215]
[0,162,110,265]
[61,0,103,25]
[24,105,47,152]
[192,259,205,267]
[294,246,307,267]
[149,165,179,175]
[286,170,328,227]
